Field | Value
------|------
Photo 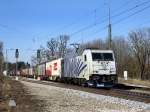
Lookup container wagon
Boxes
[45,58,62,81]
[27,49,117,87]
[37,63,46,80]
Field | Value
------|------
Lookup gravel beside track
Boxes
[21,78,150,103]
[21,80,150,112]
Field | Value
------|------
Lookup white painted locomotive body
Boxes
[63,49,116,81]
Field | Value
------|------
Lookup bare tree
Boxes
[129,28,150,79]
[47,38,58,57]
[111,36,131,77]
[78,39,106,54]
[31,55,38,66]
[39,46,48,62]
[58,35,69,57]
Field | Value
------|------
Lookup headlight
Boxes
[110,68,116,73]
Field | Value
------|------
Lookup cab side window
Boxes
[84,55,87,61]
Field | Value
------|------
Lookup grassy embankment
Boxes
[0,75,41,112]
[118,77,150,88]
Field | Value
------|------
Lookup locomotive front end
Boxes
[84,50,117,88]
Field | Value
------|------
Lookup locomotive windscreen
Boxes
[92,53,113,61]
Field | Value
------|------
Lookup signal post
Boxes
[15,49,19,80]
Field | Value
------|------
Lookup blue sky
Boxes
[0,0,150,63]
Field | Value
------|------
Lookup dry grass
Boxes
[0,75,42,112]
[0,75,10,112]
[118,77,150,88]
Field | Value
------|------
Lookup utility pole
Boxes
[108,5,112,50]
[16,57,18,75]
[105,1,112,49]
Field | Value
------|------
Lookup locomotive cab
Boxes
[82,49,117,87]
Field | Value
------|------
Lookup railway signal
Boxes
[37,49,41,64]
[15,49,19,58]
[37,49,41,59]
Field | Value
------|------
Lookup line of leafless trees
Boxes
[79,28,150,80]
[31,28,150,80]
[31,35,69,65]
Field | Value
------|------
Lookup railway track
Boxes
[112,89,150,103]
[19,77,150,103]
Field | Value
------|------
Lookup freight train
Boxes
[21,49,117,87]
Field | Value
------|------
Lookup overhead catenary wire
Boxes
[69,0,150,37]
[49,0,135,37]
[0,24,9,28]
[0,1,136,44]
[46,0,143,47]
[84,3,150,39]
[113,4,150,26]
[49,7,102,37]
